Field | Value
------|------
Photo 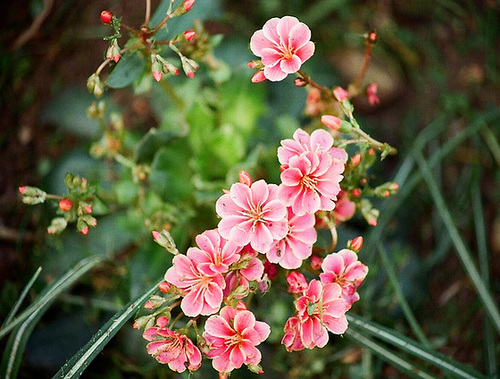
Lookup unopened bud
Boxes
[349,236,363,252]
[47,217,68,234]
[238,170,252,186]
[321,115,342,131]
[158,281,171,293]
[310,255,323,270]
[251,70,266,83]
[183,30,196,42]
[87,73,104,98]
[247,60,261,69]
[352,188,361,197]
[106,40,121,63]
[180,56,198,78]
[351,154,361,166]
[152,229,179,255]
[59,198,73,212]
[183,0,195,12]
[366,30,378,44]
[100,10,113,25]
[294,77,307,87]
[19,186,47,204]
[333,86,349,102]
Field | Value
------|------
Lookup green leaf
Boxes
[134,127,178,163]
[106,52,145,89]
[52,280,160,379]
[347,314,488,379]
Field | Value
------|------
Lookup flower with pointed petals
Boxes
[216,180,288,253]
[250,16,315,82]
[190,229,242,276]
[278,128,347,168]
[203,304,270,374]
[279,150,344,215]
[320,249,368,305]
[295,280,349,349]
[267,208,317,269]
[143,317,202,373]
[165,252,225,317]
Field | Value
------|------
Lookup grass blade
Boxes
[414,151,500,335]
[345,328,435,379]
[53,280,161,379]
[1,267,42,328]
[0,256,104,340]
[347,314,487,379]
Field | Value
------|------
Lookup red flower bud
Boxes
[238,170,252,186]
[80,226,89,235]
[251,70,266,83]
[100,10,113,25]
[183,0,195,12]
[352,189,361,197]
[158,281,171,293]
[321,115,342,131]
[351,154,361,166]
[59,198,73,212]
[18,186,27,194]
[350,236,363,251]
[183,30,196,42]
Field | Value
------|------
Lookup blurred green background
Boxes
[1,0,499,378]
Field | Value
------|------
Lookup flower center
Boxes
[301,175,317,190]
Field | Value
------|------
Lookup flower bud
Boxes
[294,77,307,87]
[152,229,179,255]
[351,154,361,166]
[87,73,104,98]
[100,10,113,25]
[47,217,68,234]
[19,186,47,204]
[367,83,380,106]
[183,30,196,42]
[238,170,252,186]
[310,255,323,270]
[349,236,363,252]
[286,272,308,294]
[59,198,73,212]
[333,86,349,102]
[321,115,342,131]
[352,188,361,197]
[158,281,171,293]
[106,40,121,63]
[180,56,199,78]
[251,70,266,83]
[183,0,195,12]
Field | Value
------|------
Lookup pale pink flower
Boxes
[203,304,271,373]
[190,229,242,276]
[278,128,347,168]
[282,314,305,352]
[250,16,315,82]
[143,317,202,372]
[279,150,345,215]
[216,180,288,253]
[165,252,225,317]
[320,249,368,305]
[333,190,356,224]
[266,208,317,269]
[286,271,308,293]
[295,280,349,349]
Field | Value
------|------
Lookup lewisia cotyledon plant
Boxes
[250,16,315,81]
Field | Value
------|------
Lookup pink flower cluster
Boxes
[283,250,368,352]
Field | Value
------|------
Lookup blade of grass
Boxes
[345,328,436,379]
[0,256,104,340]
[347,314,487,379]
[413,151,500,335]
[53,279,161,379]
[471,168,498,378]
[1,267,42,328]
[377,244,431,348]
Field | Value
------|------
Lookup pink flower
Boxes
[216,180,288,253]
[190,229,242,276]
[165,252,225,317]
[266,208,317,269]
[278,128,347,168]
[250,16,315,82]
[282,315,305,352]
[310,255,323,270]
[320,249,368,305]
[295,280,349,349]
[367,83,380,106]
[203,304,270,373]
[286,271,308,293]
[143,318,202,373]
[333,190,356,224]
[279,150,345,215]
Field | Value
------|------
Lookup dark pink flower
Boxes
[282,315,305,352]
[295,280,349,348]
[286,271,308,293]
[216,180,288,253]
[203,304,270,373]
[333,190,356,225]
[165,252,225,317]
[250,16,315,82]
[320,249,368,305]
[266,208,317,269]
[143,318,202,373]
